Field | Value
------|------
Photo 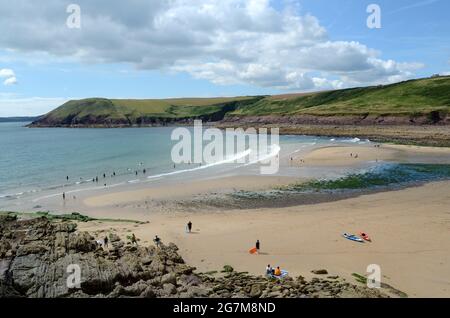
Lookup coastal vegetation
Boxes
[0,211,143,224]
[230,76,450,117]
[287,163,450,191]
[29,76,450,127]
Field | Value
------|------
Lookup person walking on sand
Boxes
[131,233,138,245]
[154,235,161,248]
[104,236,108,248]
[187,221,192,233]
[256,240,260,254]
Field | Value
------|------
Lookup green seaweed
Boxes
[288,164,450,191]
[0,211,143,224]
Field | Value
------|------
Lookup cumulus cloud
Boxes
[0,0,423,90]
[0,68,17,85]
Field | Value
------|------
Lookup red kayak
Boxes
[359,232,372,242]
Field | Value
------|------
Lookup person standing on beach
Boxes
[66,176,69,181]
[104,236,108,248]
[187,221,192,233]
[154,235,161,248]
[256,240,260,254]
[131,233,138,245]
[62,192,66,200]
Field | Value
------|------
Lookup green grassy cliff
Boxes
[230,76,450,117]
[29,76,450,127]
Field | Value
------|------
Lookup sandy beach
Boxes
[83,175,299,208]
[78,180,450,298]
[71,144,450,298]
[299,144,450,166]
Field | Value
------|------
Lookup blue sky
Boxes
[0,0,449,116]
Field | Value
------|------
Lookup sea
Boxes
[0,121,392,209]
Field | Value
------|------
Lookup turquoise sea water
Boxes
[0,122,177,196]
[2,122,447,209]
[1,122,357,203]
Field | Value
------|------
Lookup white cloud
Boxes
[0,68,15,78]
[0,68,17,85]
[0,0,423,90]
[3,76,17,85]
[0,96,70,117]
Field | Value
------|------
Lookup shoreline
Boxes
[217,123,450,147]
[24,120,450,147]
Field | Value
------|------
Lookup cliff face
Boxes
[222,112,450,126]
[0,216,388,298]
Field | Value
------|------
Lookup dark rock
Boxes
[0,218,390,298]
[162,283,177,295]
[249,284,263,298]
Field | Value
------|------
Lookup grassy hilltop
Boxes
[30,76,450,127]
[30,96,261,127]
[230,76,450,117]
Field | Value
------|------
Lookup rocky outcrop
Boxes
[0,216,388,298]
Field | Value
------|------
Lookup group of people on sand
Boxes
[266,265,283,277]
[62,192,76,201]
[290,157,305,165]
[152,221,194,249]
[96,233,141,248]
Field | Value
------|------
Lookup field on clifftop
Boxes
[30,76,450,127]
[230,76,450,117]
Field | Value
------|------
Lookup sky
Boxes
[0,0,449,116]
